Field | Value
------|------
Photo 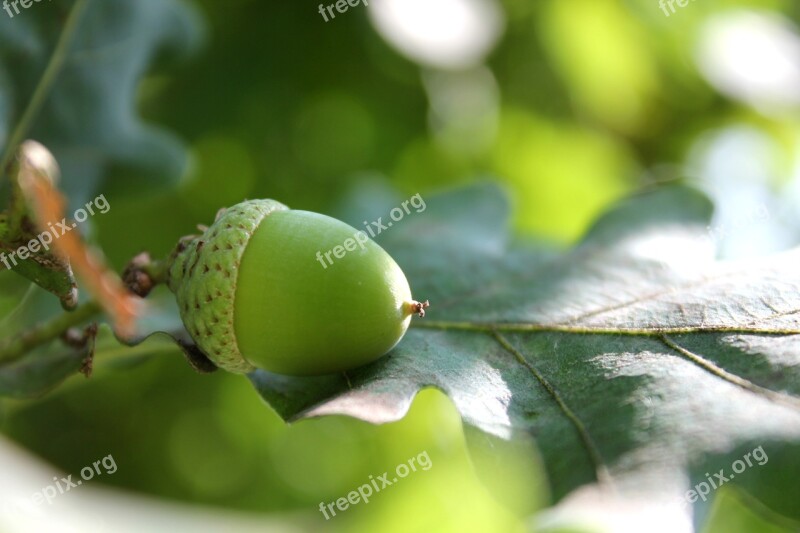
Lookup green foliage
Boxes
[2,0,800,531]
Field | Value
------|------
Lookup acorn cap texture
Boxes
[167,199,288,373]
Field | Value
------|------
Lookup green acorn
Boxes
[166,199,428,376]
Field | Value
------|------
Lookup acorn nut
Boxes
[166,199,428,376]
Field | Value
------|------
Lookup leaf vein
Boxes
[492,331,614,487]
[659,335,800,411]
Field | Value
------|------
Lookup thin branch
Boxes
[0,300,102,363]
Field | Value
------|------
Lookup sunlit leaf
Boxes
[250,183,800,528]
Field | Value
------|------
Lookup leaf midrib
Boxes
[407,319,800,487]
[412,320,800,336]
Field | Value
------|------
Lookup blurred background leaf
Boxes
[0,0,202,206]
